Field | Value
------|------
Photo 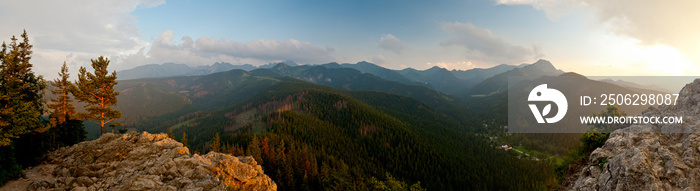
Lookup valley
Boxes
[32,58,681,190]
[3,1,694,190]
[71,59,659,190]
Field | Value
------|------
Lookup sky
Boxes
[1,0,699,80]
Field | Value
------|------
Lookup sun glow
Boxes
[639,45,695,76]
[592,34,696,76]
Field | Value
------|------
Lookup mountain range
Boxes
[96,60,568,190]
[49,59,679,190]
[116,60,299,80]
[117,59,531,97]
[103,59,666,146]
[120,76,552,190]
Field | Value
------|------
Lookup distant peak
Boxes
[259,60,298,69]
[322,62,341,68]
[527,59,559,71]
[212,62,233,67]
[356,61,376,65]
[401,67,418,72]
[532,59,553,66]
[428,66,443,70]
[272,62,289,69]
[560,72,585,77]
[426,66,449,72]
[280,60,298,66]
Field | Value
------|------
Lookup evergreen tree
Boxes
[71,56,121,135]
[167,128,174,138]
[48,62,75,127]
[181,132,188,147]
[210,132,221,152]
[246,135,263,165]
[47,62,85,147]
[0,30,48,146]
[0,30,50,185]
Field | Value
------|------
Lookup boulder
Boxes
[1,132,276,191]
[574,79,700,190]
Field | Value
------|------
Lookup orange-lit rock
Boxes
[1,132,276,191]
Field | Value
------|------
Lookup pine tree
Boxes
[246,135,263,165]
[167,128,174,138]
[71,56,121,135]
[210,132,221,153]
[48,62,76,127]
[229,143,245,156]
[181,132,188,147]
[47,62,85,147]
[0,30,48,146]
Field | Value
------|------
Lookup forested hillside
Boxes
[151,80,556,190]
[4,0,688,188]
[39,58,615,190]
[79,63,471,138]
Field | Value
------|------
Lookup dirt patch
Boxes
[0,164,58,191]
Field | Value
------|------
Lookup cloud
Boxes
[496,0,700,62]
[495,0,581,21]
[0,0,165,79]
[531,43,545,60]
[0,0,163,54]
[378,34,406,54]
[195,37,335,63]
[440,22,541,65]
[371,55,386,64]
[117,30,336,69]
[426,61,476,70]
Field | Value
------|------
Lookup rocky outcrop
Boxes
[574,79,700,190]
[1,132,276,191]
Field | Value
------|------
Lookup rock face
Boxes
[574,79,700,190]
[2,132,276,191]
